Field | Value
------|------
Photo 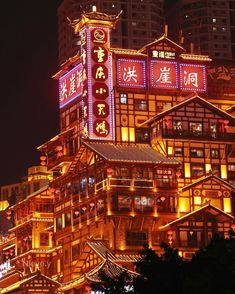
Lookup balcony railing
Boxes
[153,129,235,142]
[94,177,176,194]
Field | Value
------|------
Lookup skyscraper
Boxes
[165,0,235,61]
[57,0,165,65]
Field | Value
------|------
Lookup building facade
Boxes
[166,0,235,61]
[0,9,235,294]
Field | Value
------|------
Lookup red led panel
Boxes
[179,64,207,92]
[150,60,178,89]
[59,63,83,108]
[117,58,146,89]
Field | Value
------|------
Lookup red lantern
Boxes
[57,151,63,157]
[176,171,181,178]
[231,223,235,231]
[107,167,112,178]
[55,145,63,152]
[40,155,47,161]
[40,161,46,166]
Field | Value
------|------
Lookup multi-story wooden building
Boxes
[1,8,235,294]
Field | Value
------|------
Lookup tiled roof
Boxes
[87,240,117,261]
[181,174,235,192]
[83,142,179,165]
[159,202,234,230]
[85,259,138,283]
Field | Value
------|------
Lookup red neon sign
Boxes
[150,60,178,89]
[179,64,207,92]
[117,58,146,89]
[59,63,83,108]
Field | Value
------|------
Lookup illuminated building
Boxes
[58,0,164,65]
[1,9,235,293]
[0,166,53,204]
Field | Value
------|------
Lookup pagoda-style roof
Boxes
[70,10,122,33]
[159,202,234,230]
[139,34,186,54]
[141,94,235,126]
[82,141,180,165]
[181,173,235,192]
[37,127,75,152]
[85,258,138,284]
[0,270,61,294]
[110,47,146,56]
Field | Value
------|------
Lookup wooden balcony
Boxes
[153,129,235,142]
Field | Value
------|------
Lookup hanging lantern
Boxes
[231,223,235,231]
[107,167,112,178]
[55,145,63,152]
[176,171,181,178]
[57,151,63,157]
[40,155,47,161]
[74,210,79,216]
[40,161,46,166]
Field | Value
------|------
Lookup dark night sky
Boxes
[0,1,63,185]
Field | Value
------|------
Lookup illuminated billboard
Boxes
[179,63,207,92]
[150,60,178,89]
[59,63,83,108]
[117,58,146,89]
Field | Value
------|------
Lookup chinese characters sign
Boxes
[150,60,178,89]
[81,25,114,140]
[116,58,207,92]
[117,59,146,89]
[179,64,207,92]
[59,63,83,108]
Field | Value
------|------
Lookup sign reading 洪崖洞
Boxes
[116,58,207,92]
[80,25,115,140]
[59,63,83,108]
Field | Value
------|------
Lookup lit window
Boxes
[191,164,204,178]
[120,93,127,104]
[211,149,219,159]
[189,122,202,136]
[174,147,183,157]
[190,148,204,158]
[212,18,216,23]
[228,165,235,172]
[134,196,154,212]
[134,100,148,111]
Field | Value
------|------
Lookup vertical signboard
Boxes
[80,26,114,140]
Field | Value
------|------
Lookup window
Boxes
[126,231,147,246]
[118,195,132,211]
[211,149,219,159]
[210,123,217,138]
[135,128,150,143]
[173,121,182,132]
[211,165,220,176]
[191,164,204,178]
[189,122,203,136]
[65,212,71,227]
[134,196,154,212]
[134,100,148,111]
[56,217,62,231]
[190,148,204,158]
[174,147,183,157]
[120,93,127,104]
[40,233,49,246]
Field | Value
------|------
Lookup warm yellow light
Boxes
[0,201,9,211]
[224,198,232,213]
[184,163,191,178]
[168,146,173,155]
[178,251,183,257]
[129,128,135,142]
[121,127,128,141]
[179,197,190,212]
[57,259,61,273]
[62,214,65,228]
[221,165,227,179]
[120,242,125,251]
[205,163,211,173]
[130,186,135,191]
[194,196,201,205]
